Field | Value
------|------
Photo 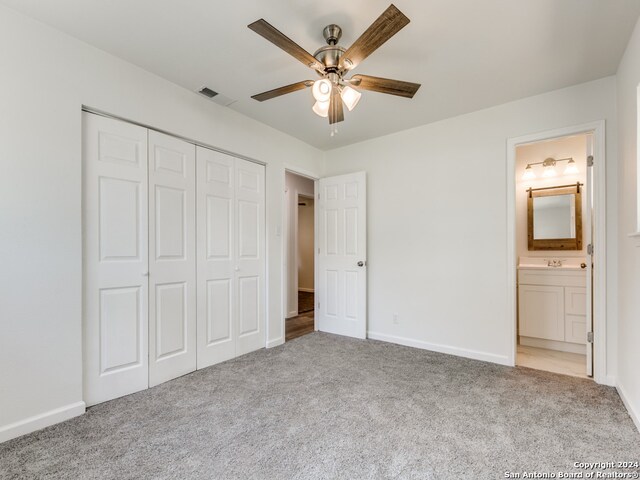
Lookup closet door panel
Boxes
[235,159,265,356]
[148,131,196,387]
[83,112,149,406]
[196,147,236,368]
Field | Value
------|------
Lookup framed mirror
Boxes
[527,183,582,250]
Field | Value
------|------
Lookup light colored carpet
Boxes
[1,332,638,479]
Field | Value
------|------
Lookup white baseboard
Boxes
[286,310,298,319]
[367,331,511,366]
[617,382,640,433]
[0,401,85,444]
[266,337,284,348]
[298,288,314,293]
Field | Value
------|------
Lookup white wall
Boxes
[0,5,323,441]
[284,172,314,317]
[516,134,588,259]
[615,16,640,431]
[297,198,315,291]
[324,77,618,371]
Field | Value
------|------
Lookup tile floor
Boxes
[517,344,588,378]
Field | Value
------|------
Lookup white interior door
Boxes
[196,147,236,367]
[148,131,197,387]
[585,133,594,377]
[317,172,367,339]
[83,112,149,406]
[235,159,266,356]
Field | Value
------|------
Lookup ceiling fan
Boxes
[248,4,421,130]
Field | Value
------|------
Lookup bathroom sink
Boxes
[518,257,587,271]
[518,264,585,271]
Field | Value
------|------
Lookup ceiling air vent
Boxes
[196,86,236,107]
[198,86,218,98]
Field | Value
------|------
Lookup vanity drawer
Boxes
[518,270,586,288]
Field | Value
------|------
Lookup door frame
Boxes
[295,193,315,299]
[506,120,610,385]
[282,166,319,340]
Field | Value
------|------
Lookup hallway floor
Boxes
[285,313,314,342]
[285,291,315,342]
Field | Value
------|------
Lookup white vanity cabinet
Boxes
[518,264,587,353]
[519,284,565,341]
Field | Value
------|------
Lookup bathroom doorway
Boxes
[284,171,316,341]
[507,122,607,383]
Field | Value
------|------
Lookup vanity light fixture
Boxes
[542,159,557,178]
[522,164,536,180]
[521,157,579,180]
[564,158,579,175]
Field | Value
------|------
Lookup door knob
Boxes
[357,261,365,267]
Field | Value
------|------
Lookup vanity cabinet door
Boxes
[519,285,565,341]
[565,287,587,344]
[565,287,586,315]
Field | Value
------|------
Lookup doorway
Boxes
[507,122,607,383]
[284,171,316,341]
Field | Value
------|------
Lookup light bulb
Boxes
[564,159,579,175]
[312,79,332,102]
[522,165,536,180]
[542,165,557,178]
[340,85,361,111]
[312,100,329,118]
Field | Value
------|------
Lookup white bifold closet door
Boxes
[84,113,264,405]
[83,113,150,406]
[196,147,265,369]
[148,131,197,387]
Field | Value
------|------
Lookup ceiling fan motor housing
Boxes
[314,24,345,74]
[314,45,345,72]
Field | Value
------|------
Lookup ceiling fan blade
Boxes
[329,87,344,125]
[350,74,420,98]
[251,81,313,102]
[340,4,410,71]
[248,19,322,71]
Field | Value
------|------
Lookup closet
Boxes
[83,112,265,406]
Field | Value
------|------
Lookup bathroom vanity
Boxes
[518,257,587,354]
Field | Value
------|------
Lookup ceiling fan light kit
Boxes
[340,85,362,111]
[312,99,330,118]
[312,78,332,102]
[248,4,421,132]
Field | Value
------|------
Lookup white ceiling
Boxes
[3,0,639,150]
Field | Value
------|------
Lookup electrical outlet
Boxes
[393,314,399,325]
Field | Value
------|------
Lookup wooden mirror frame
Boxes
[527,182,582,251]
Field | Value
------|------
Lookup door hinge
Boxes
[587,244,594,255]
[318,248,320,254]
[317,302,320,309]
[587,331,594,343]
[587,155,594,167]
